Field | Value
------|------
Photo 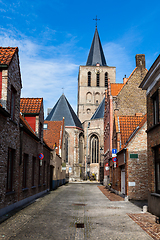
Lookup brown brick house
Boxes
[104,54,147,187]
[43,119,66,189]
[0,48,51,217]
[139,55,160,217]
[111,114,148,200]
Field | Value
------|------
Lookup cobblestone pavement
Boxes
[98,185,160,240]
[0,183,154,240]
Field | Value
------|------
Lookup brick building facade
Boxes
[140,55,160,217]
[0,48,51,217]
[104,54,148,200]
[111,114,148,200]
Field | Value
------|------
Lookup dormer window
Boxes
[43,123,48,129]
[88,72,91,86]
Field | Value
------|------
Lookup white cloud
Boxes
[0,28,79,117]
[104,42,134,83]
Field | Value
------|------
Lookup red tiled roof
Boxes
[43,120,64,154]
[111,83,124,96]
[0,47,18,65]
[118,115,146,149]
[20,98,43,114]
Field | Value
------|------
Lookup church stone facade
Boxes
[77,28,116,123]
[46,27,115,181]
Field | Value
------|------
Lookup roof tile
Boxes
[20,98,43,114]
[118,115,146,149]
[43,120,64,154]
[111,83,124,96]
[0,47,18,65]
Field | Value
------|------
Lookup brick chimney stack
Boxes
[135,54,145,68]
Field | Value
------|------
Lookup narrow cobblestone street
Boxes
[0,183,154,240]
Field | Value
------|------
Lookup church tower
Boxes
[77,27,116,123]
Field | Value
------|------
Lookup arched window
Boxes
[87,108,91,114]
[97,72,100,87]
[90,135,99,163]
[88,72,91,86]
[86,92,92,103]
[95,92,100,104]
[105,72,108,87]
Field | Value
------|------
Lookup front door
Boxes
[121,168,125,195]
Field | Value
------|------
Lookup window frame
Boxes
[96,72,100,87]
[155,145,160,194]
[32,156,36,187]
[23,153,28,189]
[88,72,91,87]
[6,148,15,192]
[10,86,16,121]
[152,91,159,125]
[105,72,108,88]
[90,135,99,163]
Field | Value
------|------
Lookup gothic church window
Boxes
[90,135,99,163]
[96,71,100,87]
[105,72,108,88]
[88,72,91,86]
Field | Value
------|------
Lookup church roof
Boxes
[46,94,83,129]
[91,98,105,120]
[86,28,107,66]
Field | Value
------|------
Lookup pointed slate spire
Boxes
[86,28,107,66]
[46,94,83,129]
[91,97,105,120]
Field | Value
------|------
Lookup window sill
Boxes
[151,193,160,198]
[22,188,29,192]
[146,122,160,133]
[5,190,15,196]
[31,186,36,189]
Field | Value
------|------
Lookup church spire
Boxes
[86,27,107,66]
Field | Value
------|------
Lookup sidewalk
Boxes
[98,185,160,240]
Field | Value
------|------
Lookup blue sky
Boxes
[0,0,159,117]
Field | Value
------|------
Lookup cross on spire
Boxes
[93,15,100,28]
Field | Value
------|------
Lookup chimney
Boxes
[123,75,128,84]
[135,54,145,68]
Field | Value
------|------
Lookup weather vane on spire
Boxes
[93,15,100,28]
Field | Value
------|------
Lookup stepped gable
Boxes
[0,47,18,65]
[46,94,83,129]
[91,97,105,120]
[86,27,107,66]
[20,98,43,114]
